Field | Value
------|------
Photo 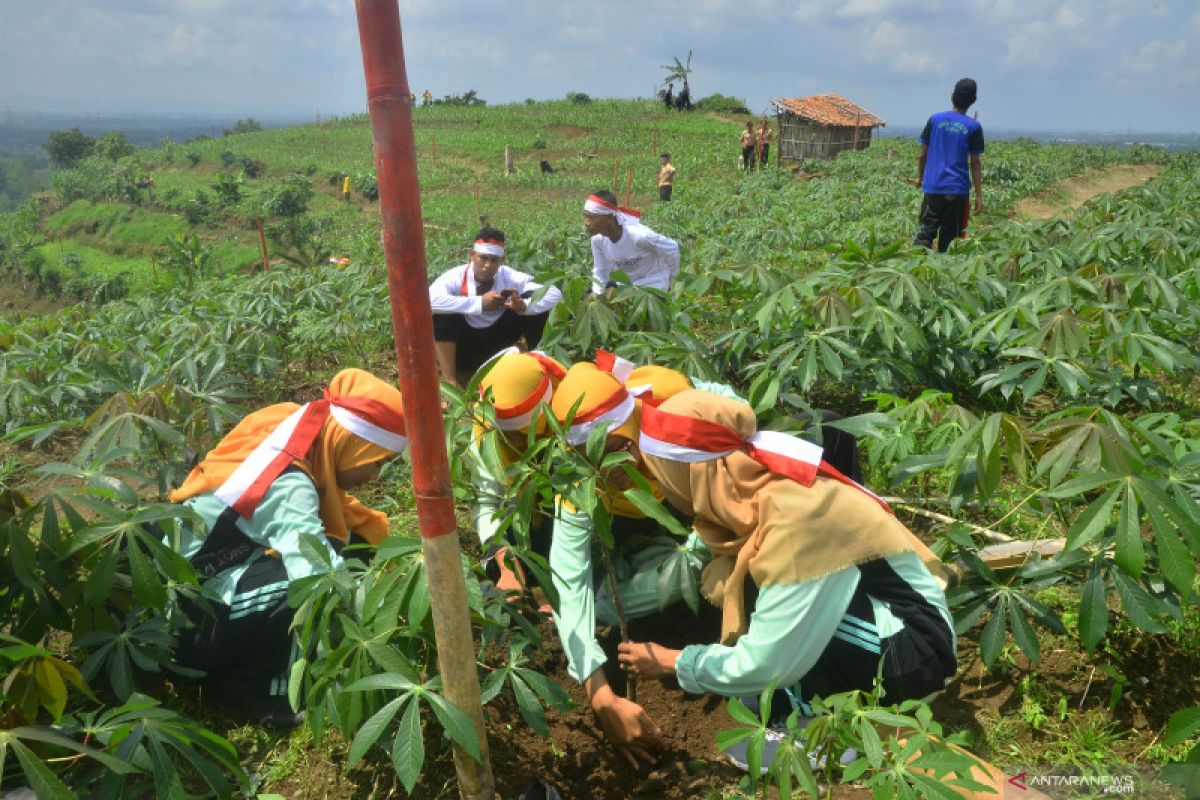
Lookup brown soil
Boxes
[0,274,76,318]
[546,125,591,139]
[1013,164,1160,220]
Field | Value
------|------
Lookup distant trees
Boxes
[44,128,96,168]
[223,118,263,137]
[45,128,137,168]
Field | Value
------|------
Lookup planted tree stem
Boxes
[596,544,636,702]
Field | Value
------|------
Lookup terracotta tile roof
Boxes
[771,94,886,128]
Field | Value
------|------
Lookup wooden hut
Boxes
[772,94,885,162]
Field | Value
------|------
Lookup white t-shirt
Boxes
[590,223,680,294]
[429,263,563,329]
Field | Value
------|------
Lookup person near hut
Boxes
[662,83,674,110]
[756,118,773,169]
[740,121,756,170]
[429,226,563,387]
[656,153,677,202]
[168,368,409,727]
[913,78,985,252]
[615,389,956,770]
[583,191,680,294]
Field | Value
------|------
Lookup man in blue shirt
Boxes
[913,78,984,252]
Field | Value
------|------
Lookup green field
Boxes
[0,99,1197,799]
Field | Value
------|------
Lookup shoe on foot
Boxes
[724,723,857,774]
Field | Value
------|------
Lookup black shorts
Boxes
[432,309,550,383]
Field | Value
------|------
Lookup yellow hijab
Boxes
[171,368,405,544]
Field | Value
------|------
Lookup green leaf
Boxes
[1113,485,1144,579]
[392,699,424,795]
[620,488,688,537]
[1110,570,1167,634]
[1164,706,1200,747]
[1065,486,1119,551]
[510,674,549,736]
[1006,600,1041,665]
[424,691,482,763]
[726,696,760,727]
[348,696,404,767]
[1079,570,1108,653]
[979,606,1006,666]
[10,738,77,800]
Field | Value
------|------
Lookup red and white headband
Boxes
[638,403,890,512]
[479,347,566,431]
[583,194,619,217]
[474,238,505,257]
[565,384,639,446]
[618,206,642,225]
[595,348,636,383]
[215,394,407,519]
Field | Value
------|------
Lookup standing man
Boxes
[914,78,984,252]
[583,191,680,294]
[740,121,756,171]
[422,89,433,106]
[756,118,773,169]
[429,226,563,387]
[657,153,677,201]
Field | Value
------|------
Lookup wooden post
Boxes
[504,144,514,176]
[257,216,269,271]
[612,159,619,194]
[355,2,495,797]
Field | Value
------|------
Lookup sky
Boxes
[1,0,1197,133]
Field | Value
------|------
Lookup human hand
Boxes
[617,641,678,680]
[501,289,526,312]
[591,688,665,769]
[914,178,923,189]
[480,290,504,311]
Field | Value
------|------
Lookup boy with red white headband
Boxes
[583,190,680,294]
[168,368,408,727]
[430,226,563,387]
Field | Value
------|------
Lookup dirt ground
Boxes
[1013,164,1160,220]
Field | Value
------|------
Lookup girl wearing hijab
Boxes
[616,390,955,763]
[168,368,408,725]
[470,349,567,593]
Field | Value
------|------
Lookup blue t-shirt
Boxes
[919,111,984,196]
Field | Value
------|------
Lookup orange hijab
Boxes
[171,368,406,544]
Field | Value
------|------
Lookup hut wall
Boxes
[777,115,876,161]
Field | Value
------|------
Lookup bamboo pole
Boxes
[354,3,495,798]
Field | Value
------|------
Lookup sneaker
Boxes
[256,708,306,730]
[724,726,790,774]
[724,724,858,774]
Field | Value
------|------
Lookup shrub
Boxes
[212,173,242,207]
[566,92,592,105]
[94,131,135,161]
[52,156,138,204]
[694,93,751,114]
[185,151,202,167]
[260,174,314,218]
[352,171,378,201]
[183,189,214,225]
[223,118,263,136]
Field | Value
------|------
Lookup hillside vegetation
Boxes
[0,99,1197,799]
